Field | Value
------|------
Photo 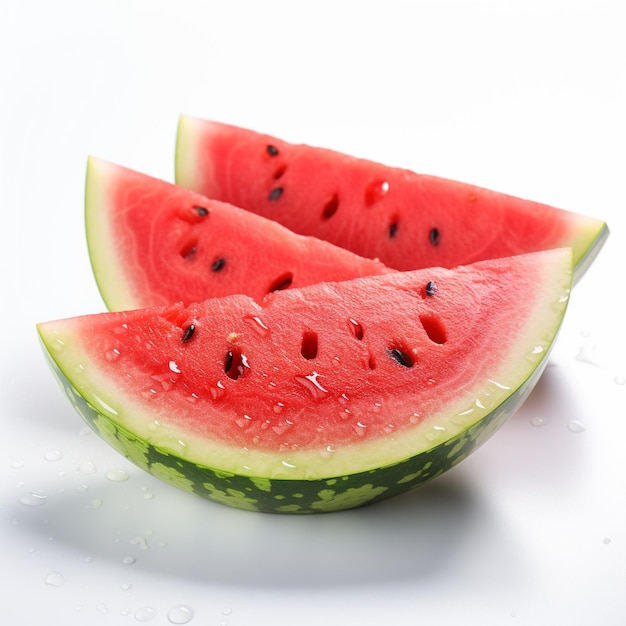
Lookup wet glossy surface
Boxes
[1,1,625,623]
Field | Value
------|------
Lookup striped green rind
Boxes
[41,336,546,514]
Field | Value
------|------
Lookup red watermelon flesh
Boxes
[86,158,391,311]
[38,248,571,480]
[175,117,608,284]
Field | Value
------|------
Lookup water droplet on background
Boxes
[603,537,612,545]
[575,344,599,366]
[167,604,194,624]
[78,460,97,475]
[121,582,132,591]
[135,606,156,622]
[10,460,25,470]
[130,536,149,551]
[530,415,546,427]
[567,420,586,434]
[44,450,63,462]
[44,570,65,587]
[20,493,48,507]
[106,469,129,482]
[614,375,626,386]
[96,603,109,615]
[122,555,136,565]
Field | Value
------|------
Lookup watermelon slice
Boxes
[86,158,391,311]
[37,248,572,514]
[175,117,608,284]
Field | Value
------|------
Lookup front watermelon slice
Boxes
[86,158,391,311]
[175,117,608,284]
[37,248,572,514]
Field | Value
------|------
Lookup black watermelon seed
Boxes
[268,187,284,202]
[211,257,226,272]
[193,205,209,217]
[429,227,440,246]
[389,222,399,238]
[425,281,437,296]
[389,348,414,368]
[224,350,233,374]
[182,324,196,342]
[224,348,246,380]
[267,144,279,157]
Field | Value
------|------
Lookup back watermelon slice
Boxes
[86,158,391,311]
[175,117,608,284]
[37,248,572,514]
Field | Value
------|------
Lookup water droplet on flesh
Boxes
[44,570,65,587]
[295,372,328,399]
[364,179,390,205]
[244,314,270,336]
[167,604,195,624]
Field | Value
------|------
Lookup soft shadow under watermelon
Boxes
[8,469,521,589]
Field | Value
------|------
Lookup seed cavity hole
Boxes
[266,144,279,157]
[348,318,364,340]
[420,314,447,344]
[180,239,198,260]
[429,227,440,246]
[322,194,340,220]
[225,348,247,380]
[273,165,287,179]
[268,272,293,293]
[300,331,318,360]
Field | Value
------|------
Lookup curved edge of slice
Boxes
[571,220,609,285]
[37,249,573,514]
[85,157,149,311]
[86,156,392,311]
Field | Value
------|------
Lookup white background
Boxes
[1,1,625,624]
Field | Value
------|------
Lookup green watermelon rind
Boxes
[41,334,549,514]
